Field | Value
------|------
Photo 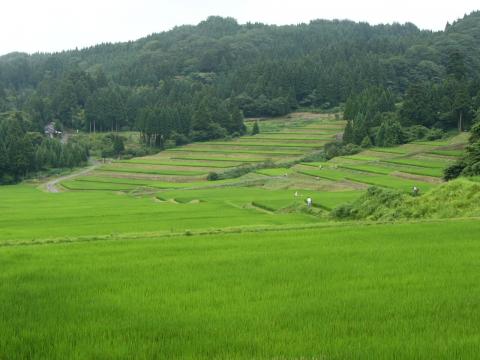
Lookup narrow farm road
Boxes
[43,162,100,193]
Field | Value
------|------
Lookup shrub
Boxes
[207,172,219,181]
[301,150,326,163]
[251,121,260,135]
[330,203,354,219]
[170,131,190,146]
[425,128,445,141]
[444,161,466,181]
[360,136,372,148]
[324,142,361,160]
[403,125,429,142]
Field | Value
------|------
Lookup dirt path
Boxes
[43,163,100,193]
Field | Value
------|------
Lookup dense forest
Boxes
[1,12,480,183]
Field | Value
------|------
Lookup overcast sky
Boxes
[1,0,478,56]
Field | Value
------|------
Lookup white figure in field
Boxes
[295,191,298,197]
[412,186,419,196]
[306,197,312,208]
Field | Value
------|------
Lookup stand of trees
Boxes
[342,49,480,148]
[0,12,479,132]
[444,111,480,180]
[0,112,89,184]
[1,13,480,180]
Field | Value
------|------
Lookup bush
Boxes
[324,142,361,160]
[170,131,190,146]
[301,150,326,163]
[425,128,445,141]
[208,160,280,181]
[123,147,156,158]
[360,136,372,148]
[403,125,429,142]
[0,174,16,185]
[207,172,219,181]
[330,203,354,219]
[444,162,466,181]
[251,121,260,135]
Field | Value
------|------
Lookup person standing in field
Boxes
[412,186,419,196]
[306,197,312,208]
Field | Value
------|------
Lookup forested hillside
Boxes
[1,12,480,183]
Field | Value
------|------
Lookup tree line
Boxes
[0,112,89,184]
[1,12,479,129]
[1,12,480,180]
[341,49,480,150]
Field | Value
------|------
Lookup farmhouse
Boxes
[44,122,62,138]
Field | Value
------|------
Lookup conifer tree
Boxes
[252,121,260,135]
[343,120,354,144]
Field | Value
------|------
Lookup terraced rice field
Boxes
[2,112,477,359]
[61,114,345,191]
[58,112,467,210]
[272,135,467,194]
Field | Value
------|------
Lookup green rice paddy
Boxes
[115,159,237,168]
[100,166,207,176]
[381,157,452,169]
[255,168,295,176]
[2,220,480,358]
[206,141,324,148]
[428,149,464,157]
[1,113,476,358]
[169,148,304,156]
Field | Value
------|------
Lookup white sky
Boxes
[0,0,478,56]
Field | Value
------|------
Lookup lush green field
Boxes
[1,119,479,359]
[62,179,137,191]
[171,156,266,163]
[413,140,451,146]
[340,155,381,162]
[100,166,207,176]
[56,114,346,192]
[381,157,453,169]
[169,148,304,156]
[160,187,361,211]
[427,149,464,157]
[247,135,334,141]
[1,185,361,244]
[115,159,238,168]
[338,164,393,175]
[1,220,480,358]
[63,175,251,190]
[205,141,324,149]
[297,166,435,192]
[339,163,444,178]
[298,167,349,181]
[255,167,295,176]
[2,113,477,358]
[344,173,435,192]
